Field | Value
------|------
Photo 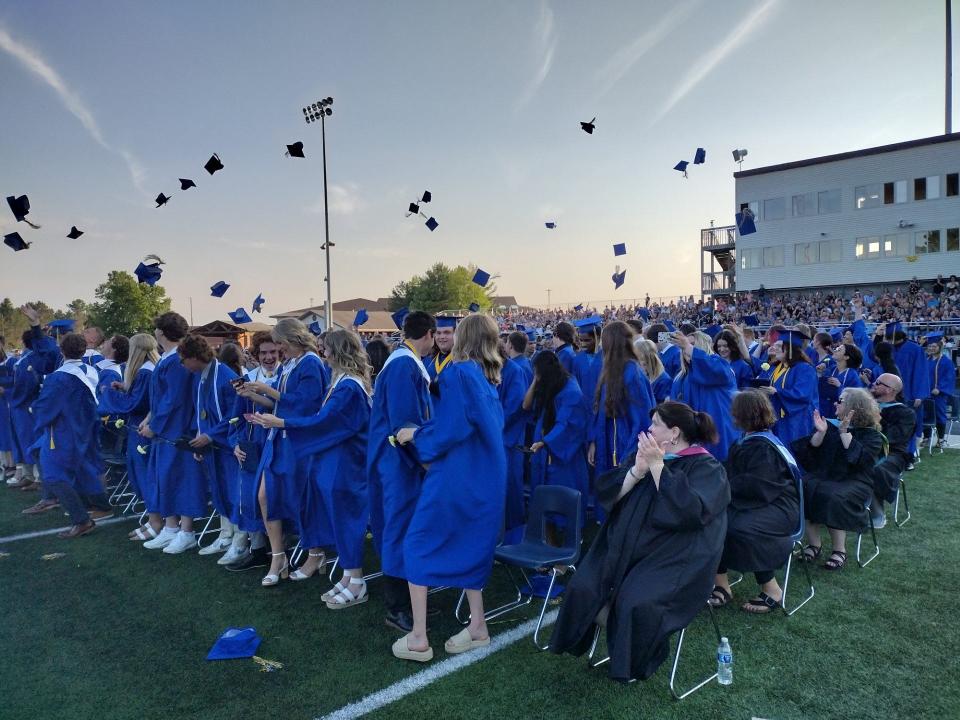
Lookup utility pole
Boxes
[303,97,334,330]
[547,289,552,308]
[948,0,954,133]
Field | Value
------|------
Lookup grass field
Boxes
[1,451,958,720]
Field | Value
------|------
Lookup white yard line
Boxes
[0,515,132,544]
[317,609,559,720]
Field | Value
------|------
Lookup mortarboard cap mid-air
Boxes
[228,308,252,325]
[47,318,75,331]
[179,178,197,191]
[155,193,170,208]
[308,321,323,336]
[573,304,584,312]
[206,627,262,661]
[472,268,490,287]
[210,281,230,298]
[613,242,627,257]
[735,208,756,235]
[674,160,689,178]
[425,217,439,231]
[4,232,30,252]
[408,202,420,215]
[204,153,224,175]
[134,255,164,286]
[421,190,432,203]
[436,316,458,329]
[580,117,596,134]
[612,267,626,289]
[545,222,557,229]
[354,309,369,327]
[391,307,410,330]
[252,293,265,313]
[67,226,84,240]
[285,141,305,158]
[7,194,41,229]
[468,302,480,313]
[694,147,706,165]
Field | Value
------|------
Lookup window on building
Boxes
[915,176,940,201]
[914,177,926,200]
[883,233,912,257]
[818,189,841,214]
[791,192,817,217]
[794,242,819,265]
[916,230,941,254]
[739,200,759,218]
[947,173,959,197]
[855,184,883,209]
[927,175,940,199]
[855,236,882,259]
[740,248,762,269]
[947,228,959,252]
[883,180,907,204]
[819,239,843,262]
[763,197,785,220]
[762,246,784,267]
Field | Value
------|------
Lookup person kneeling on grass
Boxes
[709,390,800,614]
[29,332,103,538]
[792,389,884,571]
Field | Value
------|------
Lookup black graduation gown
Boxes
[792,426,884,530]
[720,437,799,573]
[873,404,916,501]
[548,453,729,682]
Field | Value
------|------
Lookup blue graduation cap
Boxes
[48,318,75,331]
[468,302,480,313]
[210,281,230,298]
[743,314,759,327]
[425,217,439,232]
[353,309,369,327]
[674,160,689,177]
[780,329,808,347]
[923,331,944,345]
[694,147,706,165]
[884,321,904,338]
[525,329,537,341]
[436,316,458,329]
[574,316,603,333]
[612,268,626,289]
[613,243,627,257]
[829,327,844,342]
[573,304,584,312]
[134,260,163,285]
[545,222,557,229]
[252,293,265,313]
[703,324,723,339]
[515,324,527,332]
[735,208,756,235]
[228,308,252,325]
[637,307,650,320]
[391,307,410,330]
[663,319,677,332]
[4,232,30,252]
[308,320,323,335]
[472,268,491,287]
[206,627,261,661]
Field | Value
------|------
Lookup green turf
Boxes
[2,452,958,720]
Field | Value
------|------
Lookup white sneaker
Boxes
[143,526,179,550]
[198,536,233,556]
[218,545,249,566]
[163,531,198,554]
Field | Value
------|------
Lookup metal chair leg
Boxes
[728,571,744,588]
[856,511,880,568]
[587,624,609,667]
[462,565,532,624]
[531,569,559,650]
[780,542,815,616]
[894,477,911,528]
[669,603,723,701]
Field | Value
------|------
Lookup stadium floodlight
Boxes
[300,96,335,331]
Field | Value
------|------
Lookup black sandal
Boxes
[742,592,781,614]
[707,585,732,607]
[824,550,847,571]
[800,544,823,563]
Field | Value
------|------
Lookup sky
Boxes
[0,0,956,324]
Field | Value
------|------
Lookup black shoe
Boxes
[225,547,270,572]
[384,610,414,633]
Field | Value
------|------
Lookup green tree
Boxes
[389,262,495,313]
[87,271,172,336]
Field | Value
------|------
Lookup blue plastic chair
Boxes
[455,485,581,650]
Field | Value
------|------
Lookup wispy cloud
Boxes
[594,0,700,99]
[307,182,365,216]
[515,1,557,111]
[650,0,780,124]
[0,24,148,196]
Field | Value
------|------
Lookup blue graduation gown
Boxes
[556,344,577,375]
[670,348,739,461]
[728,358,755,390]
[404,361,506,589]
[651,371,672,404]
[929,353,957,424]
[147,349,206,517]
[530,378,590,524]
[661,344,681,379]
[771,363,818,447]
[820,367,862,419]
[593,362,655,474]
[194,360,240,518]
[513,355,534,383]
[0,357,15,452]
[895,340,931,437]
[8,329,60,464]
[101,365,154,500]
[227,367,278,531]
[499,357,530,533]
[83,349,104,367]
[256,353,329,525]
[573,350,603,408]
[848,320,873,366]
[286,377,371,566]
[367,348,431,579]
[30,366,101,495]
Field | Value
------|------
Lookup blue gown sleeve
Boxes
[102,371,151,415]
[936,356,957,394]
[384,360,430,433]
[543,381,589,462]
[30,328,62,374]
[280,359,327,416]
[31,374,65,433]
[413,367,475,462]
[498,361,528,432]
[690,348,736,387]
[207,373,239,445]
[286,382,369,457]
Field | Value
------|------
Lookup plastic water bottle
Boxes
[717,637,733,685]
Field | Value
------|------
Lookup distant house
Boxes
[271,304,397,335]
[189,319,273,350]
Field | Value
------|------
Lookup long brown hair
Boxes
[452,314,502,385]
[595,321,639,416]
[325,330,373,393]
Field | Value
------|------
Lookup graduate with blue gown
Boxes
[925,333,957,443]
[889,325,930,440]
[768,331,819,447]
[553,321,578,375]
[499,353,530,539]
[572,317,603,406]
[425,316,457,381]
[820,344,863,419]
[0,353,16,470]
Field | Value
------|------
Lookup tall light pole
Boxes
[948,0,954,134]
[547,288,552,307]
[303,97,334,330]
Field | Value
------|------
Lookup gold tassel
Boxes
[252,656,283,672]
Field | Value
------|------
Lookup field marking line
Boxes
[0,515,133,544]
[316,608,559,720]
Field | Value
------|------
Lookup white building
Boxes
[702,133,960,296]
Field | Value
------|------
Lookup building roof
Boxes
[332,297,389,311]
[269,305,327,320]
[491,295,519,307]
[734,132,960,179]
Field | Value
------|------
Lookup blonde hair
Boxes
[271,318,315,352]
[679,332,714,375]
[452,314,502,385]
[123,333,160,389]
[324,330,373,393]
[633,337,665,381]
[838,387,882,430]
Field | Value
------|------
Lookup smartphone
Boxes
[230,377,246,388]
[657,332,670,344]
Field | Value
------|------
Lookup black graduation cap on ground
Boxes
[179,178,197,190]
[6,195,41,229]
[580,117,596,134]
[204,154,224,175]
[4,232,30,252]
[286,142,305,158]
[67,226,84,239]
[210,281,230,298]
[155,193,170,207]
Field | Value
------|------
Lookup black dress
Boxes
[720,435,799,573]
[548,453,729,682]
[792,425,884,530]
[873,403,916,501]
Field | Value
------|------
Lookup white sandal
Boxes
[290,551,325,581]
[321,579,349,602]
[261,552,289,587]
[325,577,368,609]
[130,525,159,541]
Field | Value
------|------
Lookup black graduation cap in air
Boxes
[580,117,596,134]
[694,147,706,164]
[421,190,432,203]
[425,217,439,232]
[545,222,557,229]
[286,142,305,158]
[612,266,626,289]
[674,161,689,178]
[155,193,170,207]
[134,255,165,285]
[210,281,230,297]
[67,226,84,239]
[204,154,224,175]
[179,178,197,190]
[6,195,41,229]
[4,232,30,252]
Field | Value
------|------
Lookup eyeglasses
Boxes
[872,380,893,390]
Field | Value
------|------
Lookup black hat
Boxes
[425,216,439,232]
[155,193,170,207]
[204,154,224,175]
[179,178,197,190]
[67,226,84,239]
[6,195,41,229]
[286,142,305,158]
[4,232,30,252]
[580,117,596,134]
